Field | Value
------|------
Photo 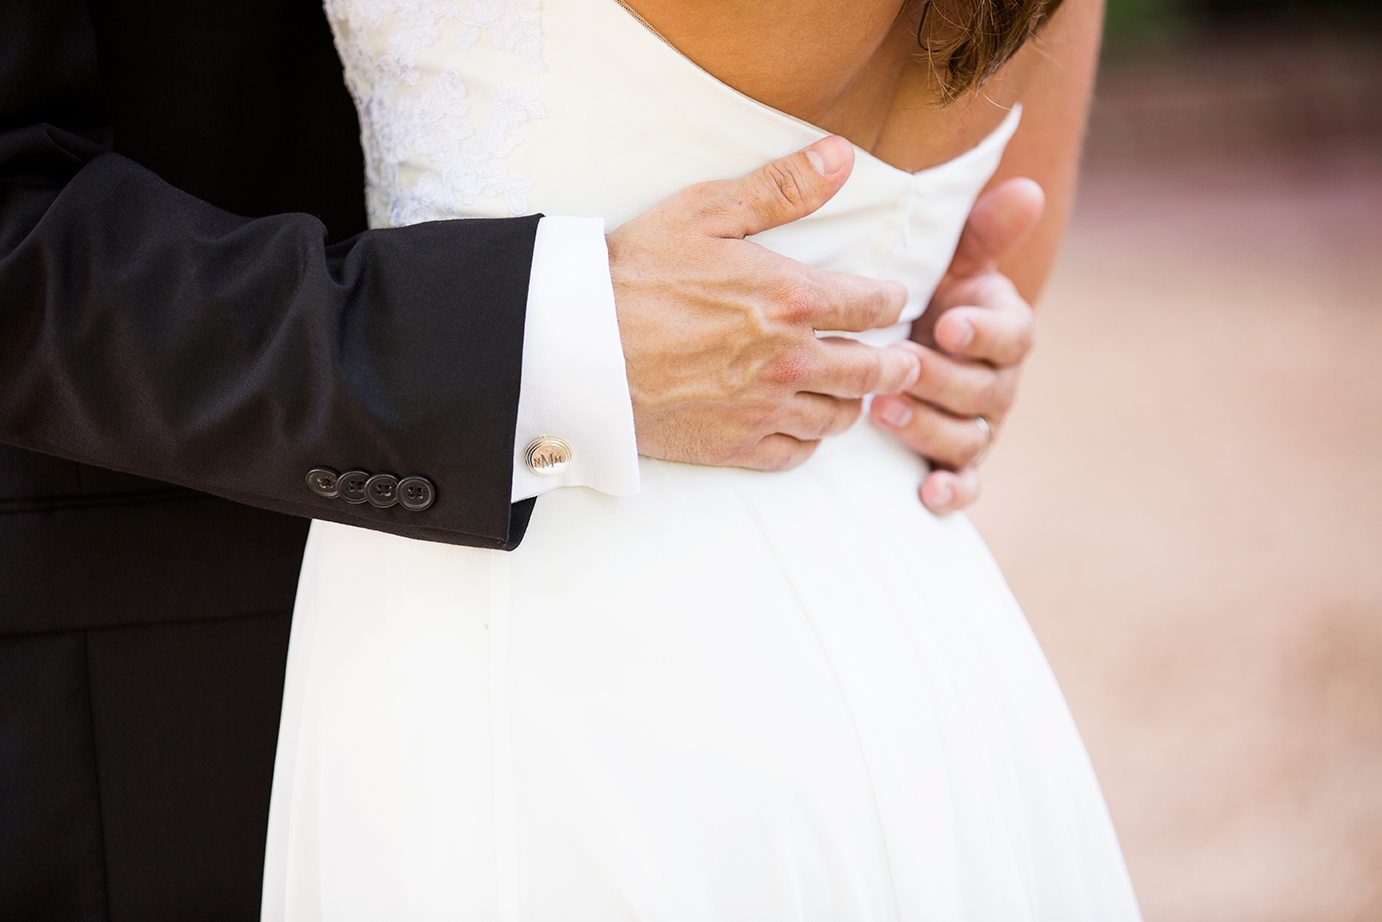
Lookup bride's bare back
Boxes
[622,0,1106,297]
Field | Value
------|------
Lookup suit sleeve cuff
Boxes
[511,216,640,502]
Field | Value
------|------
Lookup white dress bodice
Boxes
[262,4,1142,921]
[327,0,1018,346]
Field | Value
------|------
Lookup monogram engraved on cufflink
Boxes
[524,436,572,476]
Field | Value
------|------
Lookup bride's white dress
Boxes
[263,1,1143,920]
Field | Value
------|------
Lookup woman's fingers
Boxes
[919,466,981,514]
[928,270,1035,368]
[893,340,1017,421]
[869,388,989,513]
[869,394,993,471]
[884,178,1041,509]
[933,302,1034,368]
[946,177,1046,279]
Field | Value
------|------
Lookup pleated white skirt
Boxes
[263,418,1141,921]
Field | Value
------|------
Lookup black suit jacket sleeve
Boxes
[0,0,540,550]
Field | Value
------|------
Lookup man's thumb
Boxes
[948,178,1046,279]
[710,136,854,238]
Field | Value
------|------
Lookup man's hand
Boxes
[869,178,1045,513]
[607,137,922,472]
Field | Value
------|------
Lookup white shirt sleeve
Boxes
[511,215,641,502]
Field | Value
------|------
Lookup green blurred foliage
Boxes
[1103,0,1187,40]
[1103,0,1382,46]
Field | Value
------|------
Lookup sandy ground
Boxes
[967,102,1382,920]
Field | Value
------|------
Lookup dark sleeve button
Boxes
[338,470,371,504]
[365,473,400,508]
[398,476,435,512]
[307,468,340,499]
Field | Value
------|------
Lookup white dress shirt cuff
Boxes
[511,216,640,502]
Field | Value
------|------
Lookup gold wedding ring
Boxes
[973,417,992,466]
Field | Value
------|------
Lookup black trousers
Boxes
[0,612,292,922]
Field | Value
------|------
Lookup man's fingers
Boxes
[919,467,981,514]
[807,338,921,399]
[699,136,854,239]
[870,394,993,470]
[797,267,909,333]
[947,177,1046,279]
[933,301,1034,367]
[738,433,820,472]
[775,393,863,442]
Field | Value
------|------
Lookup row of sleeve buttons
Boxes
[307,468,435,511]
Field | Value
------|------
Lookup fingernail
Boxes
[875,397,913,429]
[929,481,954,511]
[805,137,847,176]
[945,319,974,350]
[900,353,921,391]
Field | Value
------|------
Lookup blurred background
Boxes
[968,0,1382,919]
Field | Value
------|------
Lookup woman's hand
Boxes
[869,178,1045,512]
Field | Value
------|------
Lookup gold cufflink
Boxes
[525,436,572,476]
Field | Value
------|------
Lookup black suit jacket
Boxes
[1,0,545,916]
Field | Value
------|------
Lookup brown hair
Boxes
[910,0,1068,100]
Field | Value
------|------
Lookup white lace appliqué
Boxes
[324,0,546,225]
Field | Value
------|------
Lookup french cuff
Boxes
[511,215,640,502]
